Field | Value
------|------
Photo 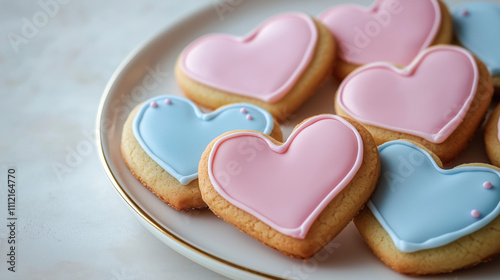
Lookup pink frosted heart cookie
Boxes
[319,0,453,80]
[176,13,336,121]
[198,115,380,259]
[335,46,493,163]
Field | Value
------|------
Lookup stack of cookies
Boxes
[121,0,500,275]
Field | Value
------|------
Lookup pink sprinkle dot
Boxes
[483,181,493,189]
[462,9,469,16]
[150,101,158,108]
[471,209,480,218]
[165,98,172,105]
[246,114,253,120]
[240,108,248,114]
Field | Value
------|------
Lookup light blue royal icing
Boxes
[453,2,500,75]
[368,140,500,253]
[133,95,274,185]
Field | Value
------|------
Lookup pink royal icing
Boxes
[180,13,317,103]
[484,181,493,189]
[471,209,481,218]
[319,0,441,66]
[337,46,478,143]
[208,115,363,239]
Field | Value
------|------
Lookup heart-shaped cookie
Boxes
[179,13,316,103]
[354,140,500,275]
[371,141,500,252]
[453,2,500,86]
[335,45,493,163]
[337,46,477,143]
[209,115,363,237]
[176,13,336,120]
[121,95,281,210]
[319,0,452,79]
[199,115,380,259]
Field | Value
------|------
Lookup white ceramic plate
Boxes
[97,0,500,279]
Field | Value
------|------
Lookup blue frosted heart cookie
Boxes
[354,140,500,275]
[121,95,282,210]
[453,2,500,87]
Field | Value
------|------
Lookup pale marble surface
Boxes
[0,0,226,279]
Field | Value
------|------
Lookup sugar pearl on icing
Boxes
[246,114,253,120]
[240,108,248,114]
[165,98,172,105]
[483,181,493,189]
[150,101,158,108]
[471,209,480,218]
[462,9,469,16]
